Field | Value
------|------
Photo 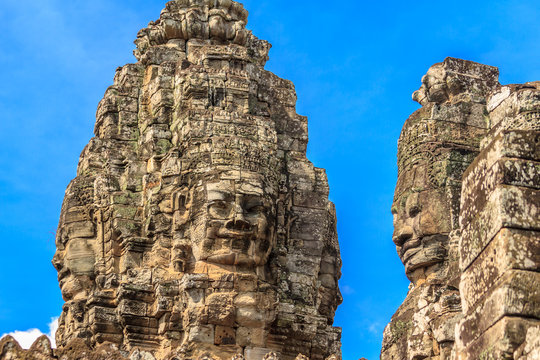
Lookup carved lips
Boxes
[199,183,274,267]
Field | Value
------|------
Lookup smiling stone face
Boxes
[54,237,96,300]
[391,112,467,283]
[194,177,275,267]
[382,58,500,360]
[51,1,342,356]
[392,81,490,283]
[170,172,278,273]
[392,185,451,278]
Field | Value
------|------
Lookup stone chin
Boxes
[58,275,86,301]
[201,234,273,267]
[400,234,448,278]
[204,252,264,267]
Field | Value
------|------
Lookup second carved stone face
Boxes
[54,238,96,301]
[391,186,451,279]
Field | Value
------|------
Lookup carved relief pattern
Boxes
[50,1,342,360]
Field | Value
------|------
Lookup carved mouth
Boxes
[400,237,422,264]
[207,252,256,266]
[57,268,70,287]
[401,234,448,273]
[400,238,421,258]
[204,234,263,266]
[206,236,252,256]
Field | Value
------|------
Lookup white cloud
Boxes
[341,285,355,295]
[48,317,59,348]
[0,317,58,349]
[368,321,383,335]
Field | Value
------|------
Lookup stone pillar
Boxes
[456,83,540,359]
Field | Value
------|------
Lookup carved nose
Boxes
[52,252,63,271]
[226,207,252,231]
[393,225,413,246]
[226,218,252,231]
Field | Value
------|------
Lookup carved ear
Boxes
[172,189,187,211]
[172,188,191,230]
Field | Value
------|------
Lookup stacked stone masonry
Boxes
[455,83,540,360]
[1,1,342,360]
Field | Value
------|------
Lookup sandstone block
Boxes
[514,326,540,360]
[206,292,235,326]
[460,228,540,312]
[456,317,540,360]
[461,157,540,226]
[460,185,539,270]
[214,326,236,345]
[457,270,540,347]
[244,347,278,360]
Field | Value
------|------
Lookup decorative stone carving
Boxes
[2,3,538,359]
[47,1,341,360]
[383,58,500,360]
[383,59,539,360]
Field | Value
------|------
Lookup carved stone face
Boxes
[187,177,275,268]
[412,64,448,106]
[53,238,95,301]
[391,186,451,278]
[392,116,456,281]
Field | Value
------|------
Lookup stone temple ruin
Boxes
[0,1,538,360]
[382,58,539,360]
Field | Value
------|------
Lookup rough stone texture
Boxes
[454,82,540,360]
[2,6,539,359]
[0,336,55,360]
[0,1,341,360]
[382,58,499,360]
[384,58,540,360]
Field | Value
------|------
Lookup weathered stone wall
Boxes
[2,3,538,359]
[455,83,540,360]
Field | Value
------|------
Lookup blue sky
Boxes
[0,0,538,359]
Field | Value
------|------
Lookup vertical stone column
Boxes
[456,83,540,359]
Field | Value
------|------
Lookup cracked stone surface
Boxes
[2,4,539,360]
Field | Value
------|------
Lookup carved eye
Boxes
[245,199,265,215]
[247,205,265,214]
[210,201,227,209]
[208,200,231,218]
[408,205,421,217]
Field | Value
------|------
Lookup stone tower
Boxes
[382,58,500,360]
[382,58,540,360]
[455,82,540,359]
[47,1,342,359]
